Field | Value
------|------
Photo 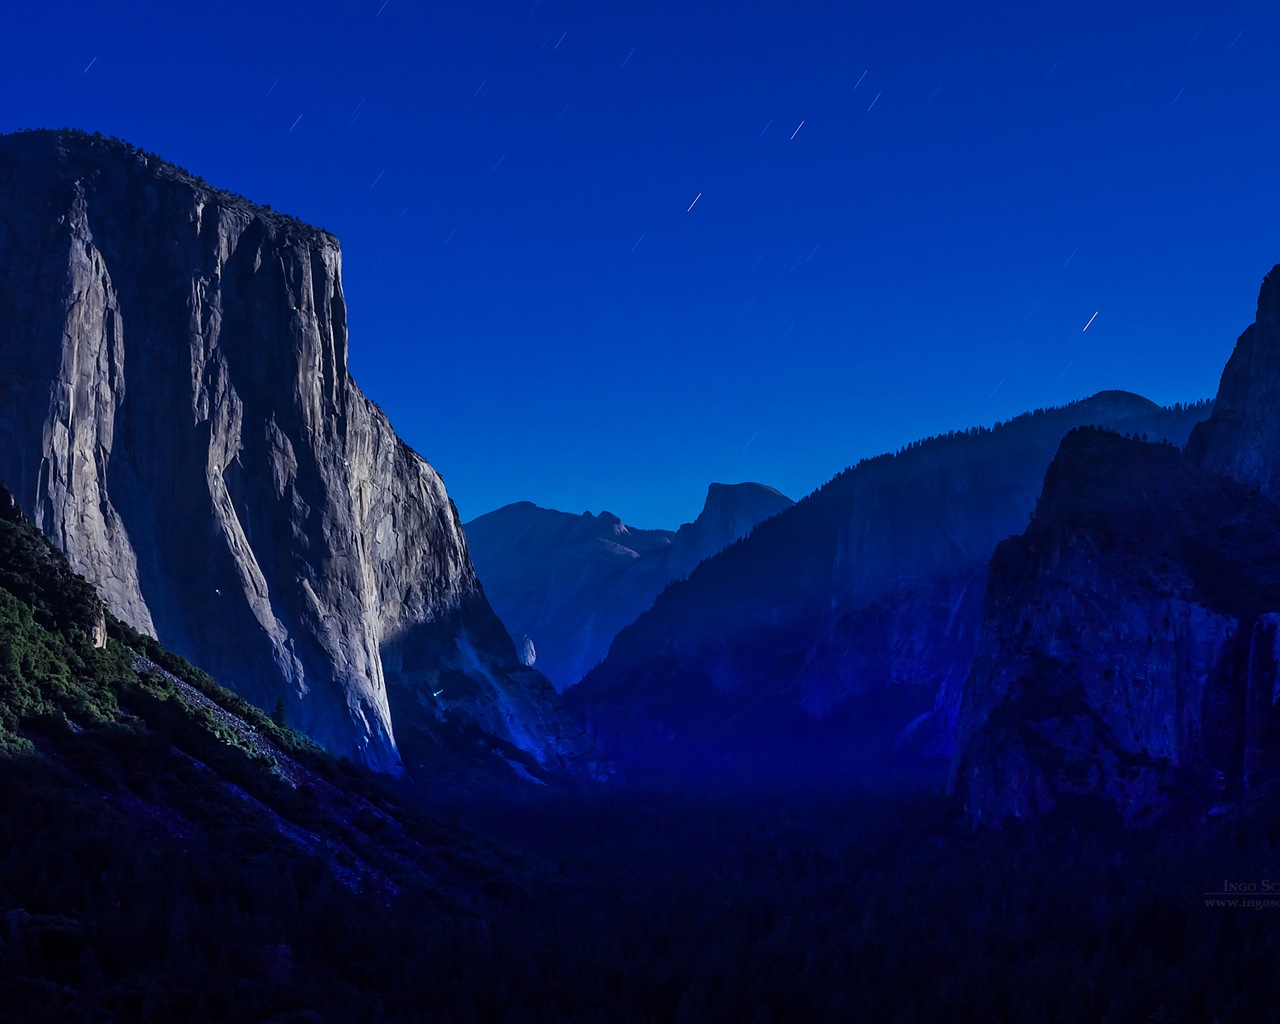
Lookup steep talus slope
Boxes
[952,429,1280,826]
[0,129,588,776]
[465,482,792,690]
[569,392,1210,783]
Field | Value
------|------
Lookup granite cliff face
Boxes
[953,429,1280,825]
[569,393,1210,783]
[952,265,1280,825]
[464,482,792,690]
[0,129,589,776]
[1187,265,1280,497]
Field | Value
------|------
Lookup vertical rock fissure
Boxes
[0,130,591,776]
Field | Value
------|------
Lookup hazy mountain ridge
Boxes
[570,391,1212,783]
[465,482,792,691]
[0,128,589,777]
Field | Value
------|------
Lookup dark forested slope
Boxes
[0,483,517,1021]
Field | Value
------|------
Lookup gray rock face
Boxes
[465,482,792,691]
[514,633,537,667]
[569,393,1211,783]
[1188,265,1280,496]
[665,483,796,582]
[949,264,1280,826]
[0,129,589,775]
[953,429,1280,826]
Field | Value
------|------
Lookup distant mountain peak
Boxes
[464,483,792,691]
[698,481,791,519]
[1076,389,1160,410]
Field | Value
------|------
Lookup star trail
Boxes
[2,0,1277,527]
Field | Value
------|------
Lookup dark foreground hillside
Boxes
[3,482,1280,1022]
[0,486,516,1022]
[450,783,1280,1024]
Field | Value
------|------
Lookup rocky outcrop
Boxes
[952,265,1280,827]
[465,482,792,690]
[569,393,1211,783]
[952,429,1280,826]
[0,129,589,776]
[1187,265,1280,497]
[664,483,795,582]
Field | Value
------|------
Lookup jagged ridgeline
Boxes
[0,128,591,779]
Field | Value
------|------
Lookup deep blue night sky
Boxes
[3,1,1279,526]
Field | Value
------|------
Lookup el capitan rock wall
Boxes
[0,129,588,775]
